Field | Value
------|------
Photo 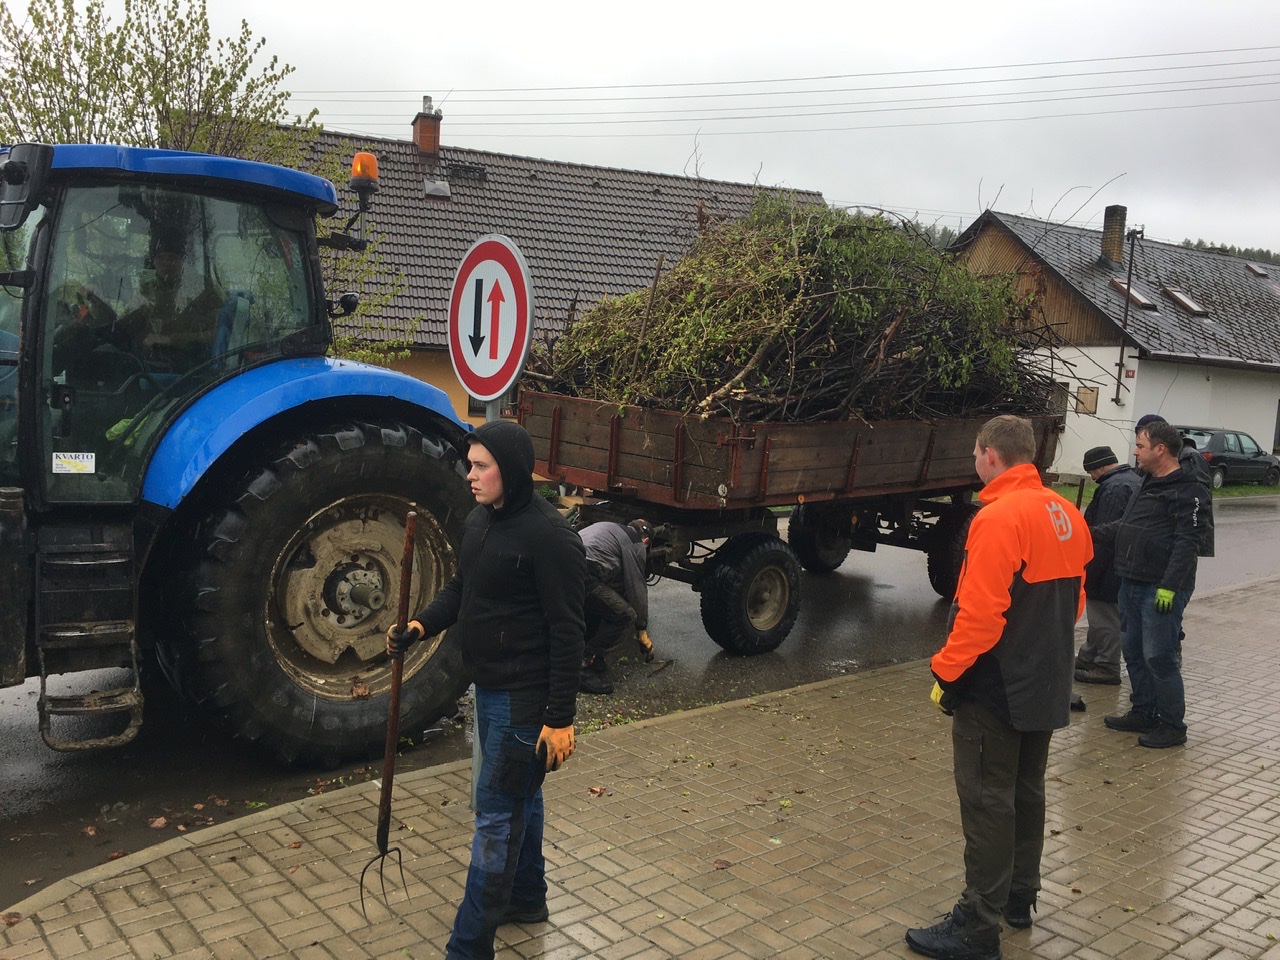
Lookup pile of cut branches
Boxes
[528,194,1060,423]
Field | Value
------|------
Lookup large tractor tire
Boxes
[699,533,801,655]
[926,504,980,601]
[788,503,852,574]
[170,419,472,766]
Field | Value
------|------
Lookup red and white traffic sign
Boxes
[447,235,534,401]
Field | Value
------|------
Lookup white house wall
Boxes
[1040,346,1280,476]
[1134,361,1280,454]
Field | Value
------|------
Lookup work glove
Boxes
[931,681,954,716]
[636,628,655,663]
[536,724,575,771]
[385,619,424,656]
[1154,588,1176,614]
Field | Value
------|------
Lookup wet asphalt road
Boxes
[3,496,1278,909]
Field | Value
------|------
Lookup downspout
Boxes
[1111,227,1143,405]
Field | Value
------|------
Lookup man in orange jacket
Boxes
[906,416,1092,960]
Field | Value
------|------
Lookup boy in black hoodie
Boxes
[388,420,586,960]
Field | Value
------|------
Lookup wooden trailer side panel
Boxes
[520,391,1059,509]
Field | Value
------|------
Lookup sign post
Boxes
[448,235,534,423]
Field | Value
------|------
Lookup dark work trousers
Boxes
[952,699,1053,936]
[583,576,636,657]
[445,686,547,960]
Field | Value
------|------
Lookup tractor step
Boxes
[37,686,143,751]
[36,619,143,751]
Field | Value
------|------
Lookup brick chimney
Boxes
[413,96,443,159]
[1100,204,1127,265]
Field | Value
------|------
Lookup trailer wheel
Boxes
[700,533,801,655]
[788,504,852,574]
[926,504,979,600]
[172,420,472,766]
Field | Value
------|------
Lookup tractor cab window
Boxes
[37,183,315,503]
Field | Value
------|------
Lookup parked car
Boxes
[1174,426,1280,489]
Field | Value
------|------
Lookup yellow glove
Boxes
[536,724,575,771]
[636,628,655,663]
[931,682,953,716]
[386,619,424,656]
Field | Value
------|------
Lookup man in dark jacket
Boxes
[907,416,1091,960]
[578,519,656,695]
[387,420,585,960]
[1074,446,1142,685]
[1097,420,1208,749]
[1134,413,1214,557]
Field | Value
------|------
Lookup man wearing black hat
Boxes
[577,519,657,695]
[1075,446,1141,685]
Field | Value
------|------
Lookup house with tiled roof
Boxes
[323,99,825,422]
[955,205,1280,473]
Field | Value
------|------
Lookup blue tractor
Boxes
[0,143,473,764]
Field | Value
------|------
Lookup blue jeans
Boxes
[445,687,548,960]
[1118,580,1191,733]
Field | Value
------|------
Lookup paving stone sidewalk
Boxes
[4,578,1280,960]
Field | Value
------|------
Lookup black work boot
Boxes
[905,905,1001,960]
[1001,892,1035,929]
[579,656,614,695]
[501,901,549,924]
[1138,724,1187,748]
[1104,709,1158,733]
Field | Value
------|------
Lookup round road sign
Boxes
[447,235,534,401]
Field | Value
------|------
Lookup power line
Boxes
[295,57,1280,106]
[288,44,1280,96]
[301,69,1280,119]
[418,79,1280,127]
[401,94,1280,139]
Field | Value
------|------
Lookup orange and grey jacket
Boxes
[931,463,1092,731]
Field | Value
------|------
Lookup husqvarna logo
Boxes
[1046,501,1073,541]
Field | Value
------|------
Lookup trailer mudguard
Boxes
[140,357,466,510]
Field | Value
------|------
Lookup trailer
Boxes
[519,390,1063,654]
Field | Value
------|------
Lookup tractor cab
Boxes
[1,143,332,507]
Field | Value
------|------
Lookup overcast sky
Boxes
[28,0,1280,249]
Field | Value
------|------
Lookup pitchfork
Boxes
[359,510,417,920]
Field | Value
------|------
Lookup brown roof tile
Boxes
[318,132,825,347]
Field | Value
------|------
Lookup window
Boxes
[1238,434,1261,457]
[1074,385,1099,415]
[1109,278,1158,310]
[1246,263,1269,278]
[38,183,315,503]
[1224,433,1242,454]
[1161,285,1209,316]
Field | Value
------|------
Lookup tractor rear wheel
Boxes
[169,419,472,766]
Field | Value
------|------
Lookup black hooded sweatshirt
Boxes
[412,420,586,728]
